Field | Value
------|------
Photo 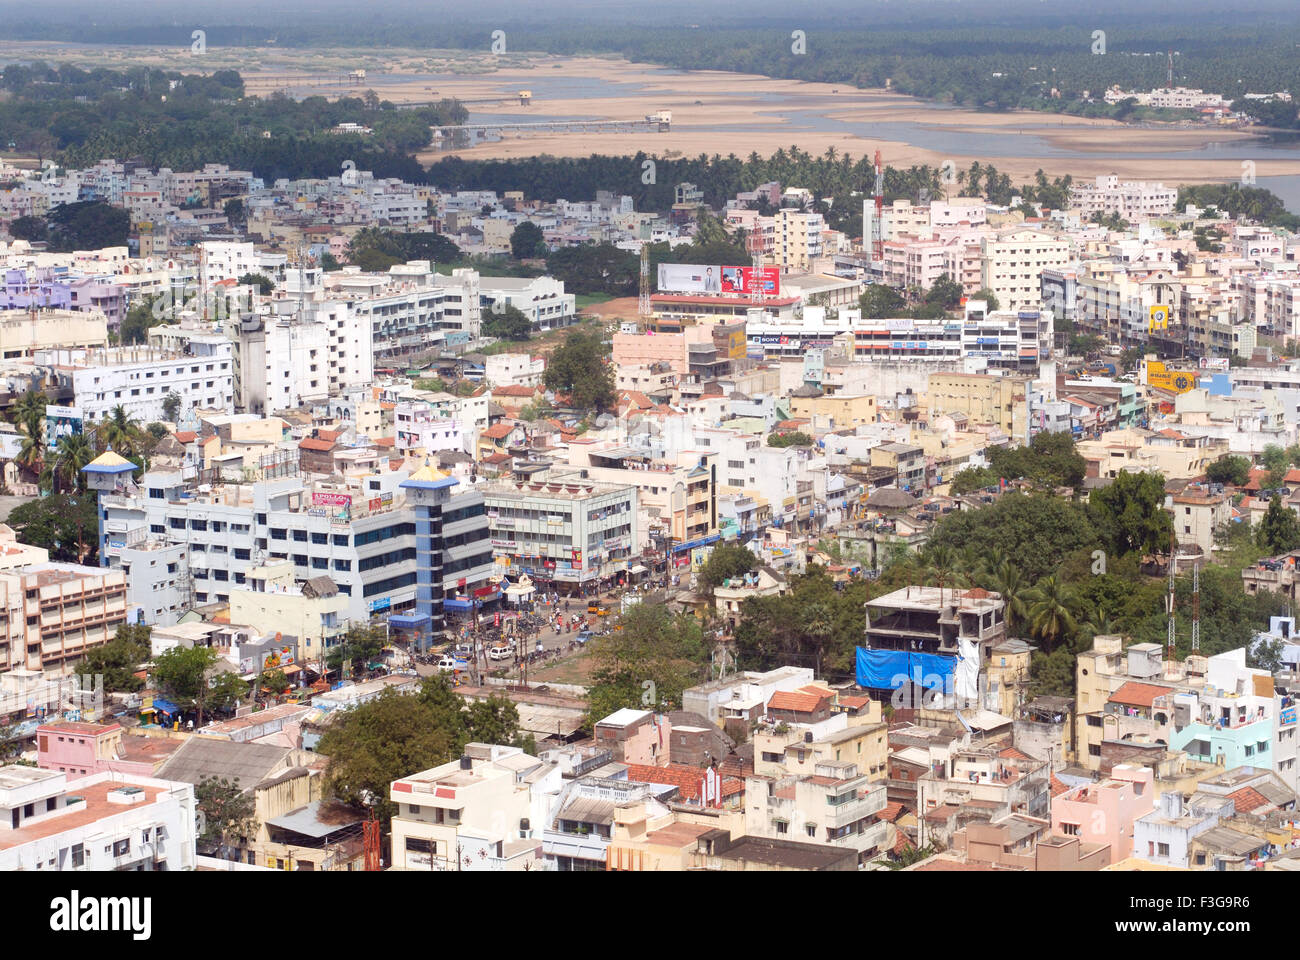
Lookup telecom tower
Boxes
[748,228,765,304]
[1167,50,1174,89]
[1191,562,1201,653]
[638,242,651,328]
[1166,530,1177,656]
[871,150,885,264]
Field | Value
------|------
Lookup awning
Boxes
[152,697,179,714]
[629,564,648,575]
[388,613,431,628]
[282,664,303,676]
[444,598,473,610]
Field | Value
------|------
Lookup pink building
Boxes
[612,326,712,375]
[1050,764,1157,859]
[36,721,179,780]
[594,708,670,766]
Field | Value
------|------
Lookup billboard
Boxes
[1148,304,1171,332]
[312,492,352,507]
[45,406,83,452]
[657,263,780,296]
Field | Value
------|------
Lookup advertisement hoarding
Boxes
[312,492,352,507]
[657,263,780,296]
[45,406,83,452]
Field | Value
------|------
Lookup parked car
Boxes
[576,630,593,645]
[488,644,513,661]
[436,656,459,672]
[454,643,473,658]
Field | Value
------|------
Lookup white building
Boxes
[485,353,545,388]
[0,766,198,872]
[48,341,235,423]
[480,276,577,330]
[1069,176,1180,222]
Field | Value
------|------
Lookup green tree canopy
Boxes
[1257,495,1300,554]
[76,624,152,692]
[1088,470,1173,559]
[319,674,531,822]
[584,604,708,728]
[6,493,99,564]
[483,303,534,341]
[150,646,248,725]
[510,221,547,259]
[859,284,906,319]
[543,329,615,412]
[698,543,758,592]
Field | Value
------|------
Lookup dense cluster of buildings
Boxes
[4,150,1300,874]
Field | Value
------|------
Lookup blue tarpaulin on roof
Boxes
[855,648,956,690]
[152,697,179,715]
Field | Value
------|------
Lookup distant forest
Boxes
[5,8,1300,125]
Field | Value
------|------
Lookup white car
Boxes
[488,645,513,661]
[436,656,459,672]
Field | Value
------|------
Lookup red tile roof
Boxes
[880,801,907,823]
[623,763,743,801]
[174,431,197,443]
[1108,681,1173,708]
[298,438,335,451]
[1050,774,1070,798]
[998,746,1032,762]
[768,690,829,714]
[1227,786,1271,814]
[482,423,515,440]
[492,385,537,397]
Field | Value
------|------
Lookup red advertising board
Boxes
[740,266,780,296]
[312,492,352,507]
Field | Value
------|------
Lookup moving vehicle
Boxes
[488,644,513,661]
[436,656,460,672]
[576,630,593,645]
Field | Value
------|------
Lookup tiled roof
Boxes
[767,690,828,714]
[1050,774,1070,798]
[622,763,743,801]
[482,423,515,439]
[1108,681,1173,708]
[999,746,1033,762]
[1226,786,1271,814]
[880,801,907,822]
[299,438,334,451]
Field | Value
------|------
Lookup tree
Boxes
[237,272,275,295]
[483,304,534,341]
[102,404,143,458]
[223,198,246,226]
[767,431,813,448]
[875,842,937,869]
[986,431,1086,490]
[1206,456,1251,489]
[949,465,998,494]
[584,604,707,728]
[1256,495,1300,554]
[8,215,48,243]
[151,646,248,726]
[44,200,129,251]
[543,330,615,412]
[319,675,530,822]
[76,624,151,692]
[923,273,964,310]
[120,294,168,346]
[698,544,758,592]
[986,560,1032,637]
[45,430,96,494]
[969,288,1000,311]
[195,776,257,858]
[325,624,388,673]
[510,221,547,260]
[162,392,182,423]
[1262,443,1290,489]
[6,493,99,564]
[1026,575,1078,653]
[859,284,906,319]
[926,494,1099,583]
[1088,471,1173,559]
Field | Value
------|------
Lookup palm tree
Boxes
[802,602,835,678]
[15,432,43,483]
[47,431,95,494]
[988,560,1031,636]
[1081,606,1121,643]
[922,544,967,604]
[102,405,142,458]
[10,389,46,440]
[1026,575,1078,653]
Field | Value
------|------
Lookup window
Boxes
[1061,822,1080,836]
[1157,842,1170,857]
[806,824,817,838]
[774,820,789,835]
[71,843,85,868]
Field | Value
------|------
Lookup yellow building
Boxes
[228,560,348,666]
[0,307,109,361]
[788,393,878,430]
[753,715,890,782]
[927,372,1030,440]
